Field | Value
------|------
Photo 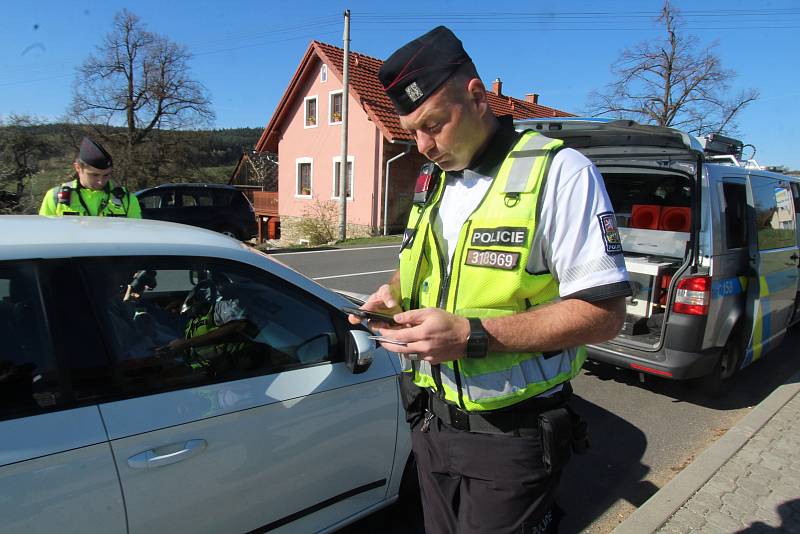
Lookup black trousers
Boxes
[410,415,563,534]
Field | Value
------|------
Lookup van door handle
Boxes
[127,439,207,469]
[790,254,799,260]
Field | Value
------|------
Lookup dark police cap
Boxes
[78,137,113,169]
[379,26,472,115]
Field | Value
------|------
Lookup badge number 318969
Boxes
[465,249,520,270]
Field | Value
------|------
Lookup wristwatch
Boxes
[465,318,489,359]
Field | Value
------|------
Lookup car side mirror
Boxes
[345,330,376,374]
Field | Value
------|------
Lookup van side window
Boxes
[722,183,747,249]
[751,177,796,250]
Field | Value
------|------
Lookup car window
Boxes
[181,191,213,207]
[0,263,60,421]
[215,189,235,207]
[80,257,340,398]
[751,176,796,250]
[139,193,161,209]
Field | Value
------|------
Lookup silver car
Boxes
[0,215,412,533]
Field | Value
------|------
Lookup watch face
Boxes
[467,318,489,358]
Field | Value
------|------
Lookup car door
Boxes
[742,174,800,365]
[0,260,125,534]
[79,256,399,534]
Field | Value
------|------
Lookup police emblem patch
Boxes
[597,212,622,255]
[405,82,424,102]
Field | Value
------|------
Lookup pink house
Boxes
[255,41,573,241]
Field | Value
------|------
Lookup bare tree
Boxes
[0,115,54,212]
[70,9,214,188]
[588,1,758,135]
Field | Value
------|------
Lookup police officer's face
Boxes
[399,78,489,172]
[74,162,112,190]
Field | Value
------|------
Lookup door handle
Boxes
[127,439,207,469]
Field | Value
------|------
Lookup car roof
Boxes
[136,183,239,195]
[514,118,704,159]
[0,215,246,261]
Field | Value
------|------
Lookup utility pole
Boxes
[338,9,351,241]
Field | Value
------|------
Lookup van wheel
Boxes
[701,328,745,396]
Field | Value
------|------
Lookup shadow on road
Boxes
[559,394,652,533]
[583,326,800,411]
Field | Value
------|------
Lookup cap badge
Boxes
[405,82,423,102]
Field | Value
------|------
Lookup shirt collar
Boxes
[466,115,521,177]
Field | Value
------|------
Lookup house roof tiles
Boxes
[255,41,573,153]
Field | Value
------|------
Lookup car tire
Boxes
[398,454,421,508]
[699,326,745,397]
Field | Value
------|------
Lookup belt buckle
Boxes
[449,404,470,431]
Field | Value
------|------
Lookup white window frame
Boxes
[328,90,343,125]
[303,95,318,129]
[320,64,328,83]
[331,155,354,201]
[295,157,313,198]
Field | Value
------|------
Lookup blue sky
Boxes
[1,0,798,168]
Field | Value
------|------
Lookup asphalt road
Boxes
[270,243,800,533]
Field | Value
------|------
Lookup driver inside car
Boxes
[156,277,264,375]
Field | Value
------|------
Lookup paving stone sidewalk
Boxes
[615,371,800,533]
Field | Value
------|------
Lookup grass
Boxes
[337,234,402,246]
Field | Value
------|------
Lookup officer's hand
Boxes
[373,308,470,364]
[347,283,402,326]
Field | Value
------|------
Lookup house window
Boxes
[304,96,317,128]
[332,156,353,200]
[321,64,328,83]
[329,91,343,124]
[296,158,312,197]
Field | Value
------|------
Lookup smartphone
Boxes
[341,305,398,326]
[368,335,408,346]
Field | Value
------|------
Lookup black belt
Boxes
[426,385,570,435]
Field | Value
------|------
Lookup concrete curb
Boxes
[613,370,800,534]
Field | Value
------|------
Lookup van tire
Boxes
[700,327,745,396]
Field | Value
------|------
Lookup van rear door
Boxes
[742,174,799,366]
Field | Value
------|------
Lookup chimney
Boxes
[525,93,539,104]
[492,78,502,96]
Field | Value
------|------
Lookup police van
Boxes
[518,119,800,388]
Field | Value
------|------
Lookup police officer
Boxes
[39,137,141,218]
[351,27,631,533]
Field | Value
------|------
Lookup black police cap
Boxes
[78,137,113,169]
[379,26,472,116]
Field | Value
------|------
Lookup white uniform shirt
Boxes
[434,147,629,300]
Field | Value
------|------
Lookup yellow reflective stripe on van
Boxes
[747,275,771,364]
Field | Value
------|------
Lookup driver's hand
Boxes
[155,338,188,355]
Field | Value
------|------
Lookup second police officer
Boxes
[39,136,141,218]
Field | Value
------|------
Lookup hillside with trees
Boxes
[0,120,262,213]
